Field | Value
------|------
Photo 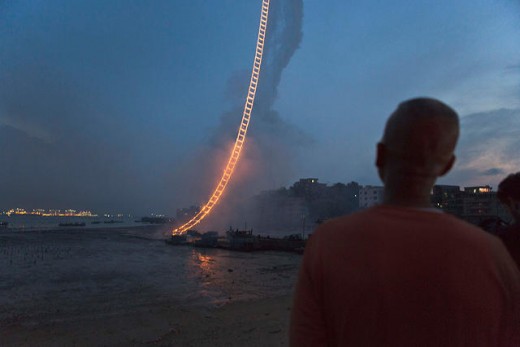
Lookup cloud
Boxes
[444,108,520,188]
[479,168,506,176]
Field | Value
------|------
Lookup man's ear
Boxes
[439,155,456,177]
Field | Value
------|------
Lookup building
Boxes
[462,185,509,226]
[431,185,464,216]
[290,178,327,201]
[431,184,510,230]
[359,185,384,208]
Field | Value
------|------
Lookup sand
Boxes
[1,295,293,346]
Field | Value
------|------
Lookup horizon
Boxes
[0,176,501,217]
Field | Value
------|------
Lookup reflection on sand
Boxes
[184,248,302,306]
[192,249,215,274]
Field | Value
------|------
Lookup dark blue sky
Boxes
[0,0,519,215]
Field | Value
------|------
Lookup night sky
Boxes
[1,0,519,215]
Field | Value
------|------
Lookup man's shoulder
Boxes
[318,205,463,229]
[313,205,493,242]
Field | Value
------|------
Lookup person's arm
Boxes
[289,234,328,347]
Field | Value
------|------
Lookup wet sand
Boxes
[0,226,300,346]
[2,294,293,346]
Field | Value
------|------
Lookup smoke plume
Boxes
[173,0,308,231]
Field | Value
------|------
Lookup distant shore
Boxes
[0,214,173,233]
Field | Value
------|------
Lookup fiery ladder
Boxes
[173,0,271,235]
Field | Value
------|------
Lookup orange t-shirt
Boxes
[290,205,520,347]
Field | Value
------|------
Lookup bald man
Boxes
[290,98,520,346]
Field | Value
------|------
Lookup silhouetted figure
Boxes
[497,172,520,269]
[289,98,520,346]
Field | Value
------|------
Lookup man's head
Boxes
[376,98,459,200]
[497,172,520,223]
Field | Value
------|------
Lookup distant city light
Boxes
[2,208,98,217]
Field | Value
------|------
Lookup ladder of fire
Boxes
[173,0,271,235]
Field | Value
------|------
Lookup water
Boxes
[0,226,301,325]
[0,215,142,231]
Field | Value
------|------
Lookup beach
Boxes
[0,226,301,346]
[2,294,293,346]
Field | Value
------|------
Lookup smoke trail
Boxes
[255,0,303,110]
[168,0,307,232]
[184,0,308,231]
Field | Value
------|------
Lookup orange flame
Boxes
[172,0,271,235]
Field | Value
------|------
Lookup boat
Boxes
[193,231,219,248]
[165,234,188,245]
[220,227,257,251]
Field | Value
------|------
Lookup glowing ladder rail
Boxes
[173,0,270,235]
